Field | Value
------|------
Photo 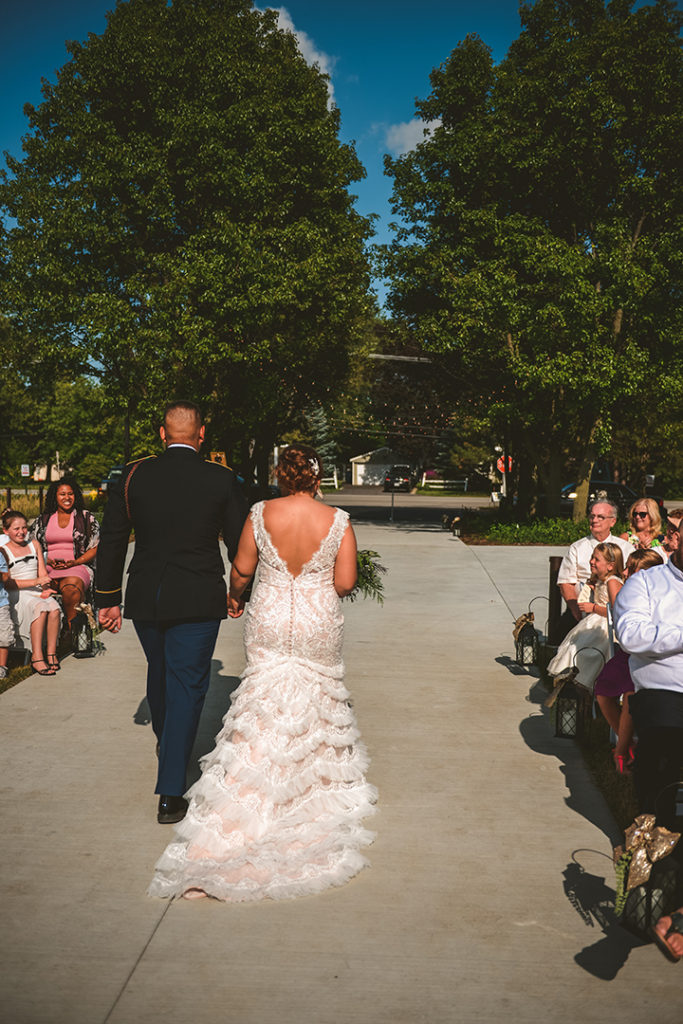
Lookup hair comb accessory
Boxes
[309,457,320,475]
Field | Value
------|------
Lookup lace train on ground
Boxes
[148,655,377,901]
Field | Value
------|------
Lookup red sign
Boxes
[497,456,512,473]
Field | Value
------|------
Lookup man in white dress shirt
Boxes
[556,500,634,636]
[613,529,683,831]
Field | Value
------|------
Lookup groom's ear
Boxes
[198,425,205,446]
[159,426,167,446]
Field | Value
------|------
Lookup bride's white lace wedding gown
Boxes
[148,501,377,901]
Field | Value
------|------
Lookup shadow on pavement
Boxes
[131,662,241,788]
[495,654,532,676]
[517,679,645,977]
[188,661,241,785]
[564,853,646,979]
[519,680,623,846]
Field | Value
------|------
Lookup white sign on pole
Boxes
[21,464,30,477]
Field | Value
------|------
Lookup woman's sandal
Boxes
[652,909,683,963]
[31,659,55,676]
[47,654,60,671]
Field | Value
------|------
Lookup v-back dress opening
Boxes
[148,501,377,902]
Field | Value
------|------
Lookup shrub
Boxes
[480,517,629,545]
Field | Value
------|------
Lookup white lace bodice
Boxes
[244,501,350,668]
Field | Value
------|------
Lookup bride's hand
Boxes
[227,594,244,619]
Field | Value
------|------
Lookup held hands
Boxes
[227,593,245,619]
[99,606,122,633]
[578,601,606,616]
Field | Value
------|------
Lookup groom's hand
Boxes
[227,594,244,619]
[99,606,122,632]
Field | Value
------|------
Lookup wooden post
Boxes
[4,487,10,511]
[548,555,563,645]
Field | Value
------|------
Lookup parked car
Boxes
[383,465,413,492]
[559,480,651,518]
[98,465,124,495]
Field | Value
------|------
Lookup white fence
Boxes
[420,474,468,492]
[320,470,339,488]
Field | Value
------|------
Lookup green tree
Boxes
[305,406,339,477]
[382,0,683,517]
[0,0,373,474]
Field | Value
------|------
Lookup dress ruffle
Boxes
[149,655,377,902]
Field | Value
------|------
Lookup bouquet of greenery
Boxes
[346,549,387,604]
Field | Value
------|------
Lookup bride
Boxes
[148,444,377,901]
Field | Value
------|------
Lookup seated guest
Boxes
[2,509,61,675]
[556,500,633,637]
[549,542,624,693]
[662,508,683,555]
[620,498,666,553]
[0,545,12,679]
[594,548,664,772]
[31,477,99,632]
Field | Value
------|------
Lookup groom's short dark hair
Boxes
[163,401,203,429]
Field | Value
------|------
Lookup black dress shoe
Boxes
[157,795,188,824]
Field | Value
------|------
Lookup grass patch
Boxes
[417,487,490,497]
[0,661,33,695]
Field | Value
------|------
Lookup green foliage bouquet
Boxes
[346,550,387,604]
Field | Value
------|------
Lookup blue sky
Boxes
[0,0,552,301]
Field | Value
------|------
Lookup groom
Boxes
[96,401,247,823]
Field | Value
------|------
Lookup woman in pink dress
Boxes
[31,478,99,644]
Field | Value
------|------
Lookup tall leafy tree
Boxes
[0,0,373,472]
[382,0,683,516]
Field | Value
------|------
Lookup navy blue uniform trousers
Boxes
[134,618,221,796]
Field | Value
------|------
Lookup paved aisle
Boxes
[0,529,680,1024]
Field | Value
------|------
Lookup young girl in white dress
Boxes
[548,541,624,694]
[149,444,377,902]
[2,509,61,675]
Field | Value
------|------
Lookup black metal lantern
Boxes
[555,679,582,737]
[515,619,539,666]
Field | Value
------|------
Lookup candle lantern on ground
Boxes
[515,618,539,666]
[555,679,582,738]
[513,597,547,667]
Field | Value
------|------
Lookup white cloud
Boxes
[261,6,336,107]
[385,119,441,156]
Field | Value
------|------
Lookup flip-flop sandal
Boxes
[652,909,683,963]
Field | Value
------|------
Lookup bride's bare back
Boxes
[262,495,337,577]
[228,493,357,616]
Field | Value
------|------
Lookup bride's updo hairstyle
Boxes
[277,444,323,495]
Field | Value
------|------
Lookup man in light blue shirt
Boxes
[614,532,683,829]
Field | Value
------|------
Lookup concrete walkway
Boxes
[1,526,681,1024]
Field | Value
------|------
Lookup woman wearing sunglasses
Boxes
[620,498,666,554]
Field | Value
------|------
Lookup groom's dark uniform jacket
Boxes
[94,446,247,620]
